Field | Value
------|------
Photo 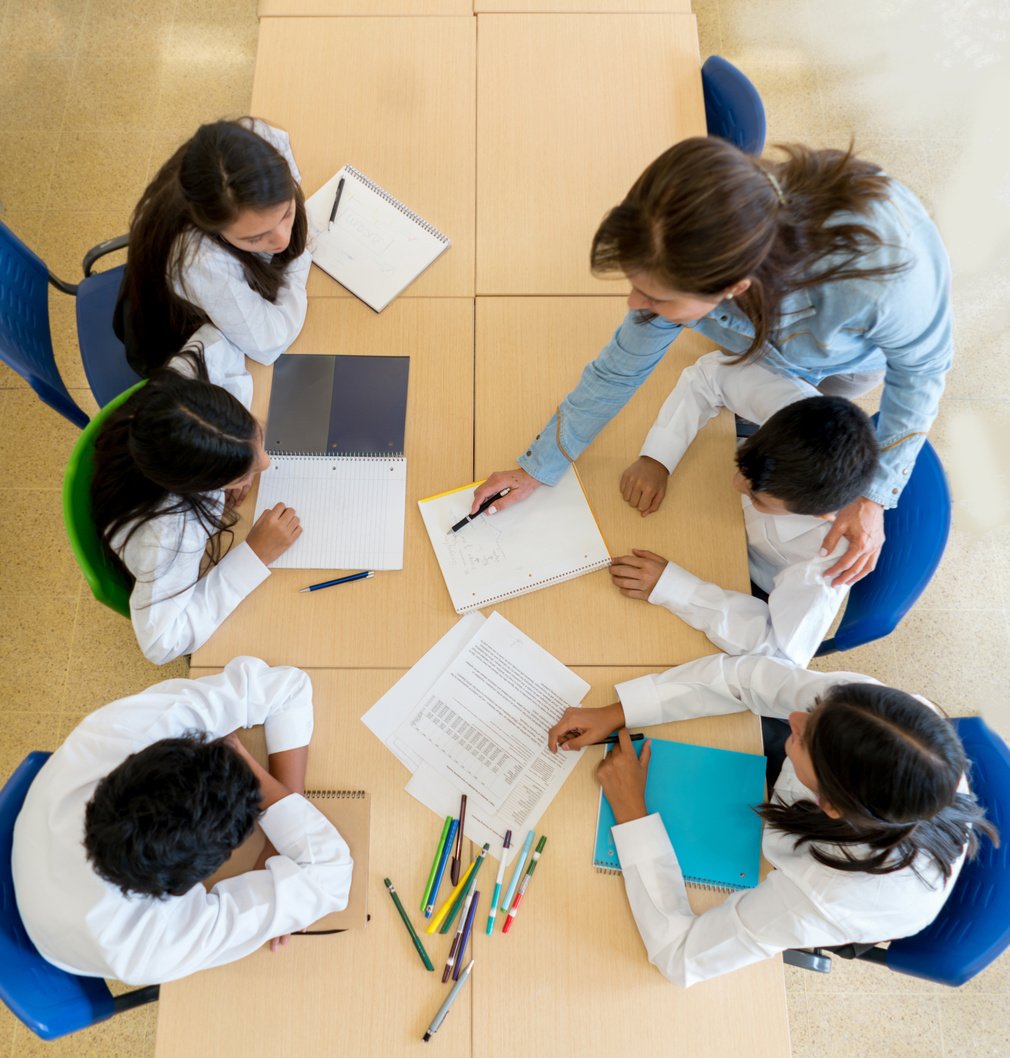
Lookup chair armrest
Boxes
[782,948,833,973]
[83,234,128,277]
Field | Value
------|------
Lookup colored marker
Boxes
[450,794,467,885]
[421,816,453,913]
[427,858,475,934]
[384,877,434,971]
[486,829,512,934]
[454,890,480,980]
[298,570,373,593]
[498,829,534,921]
[441,888,475,983]
[451,488,510,533]
[502,835,547,934]
[422,959,474,1042]
[425,818,458,918]
[440,843,489,934]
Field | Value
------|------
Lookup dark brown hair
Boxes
[759,683,998,879]
[116,118,307,375]
[591,137,905,360]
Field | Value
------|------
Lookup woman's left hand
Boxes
[821,496,885,586]
[596,729,651,825]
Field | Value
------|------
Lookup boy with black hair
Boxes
[612,352,879,666]
[12,657,352,985]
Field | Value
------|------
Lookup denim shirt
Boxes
[517,178,952,509]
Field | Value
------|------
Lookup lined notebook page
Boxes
[418,466,611,613]
[306,165,450,311]
[255,456,406,570]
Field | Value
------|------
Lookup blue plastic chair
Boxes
[0,220,140,425]
[816,430,951,655]
[0,752,159,1040]
[701,55,767,156]
[785,716,1010,985]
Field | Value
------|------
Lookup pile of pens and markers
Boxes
[384,792,549,1043]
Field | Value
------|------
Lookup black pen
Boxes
[328,176,345,231]
[450,488,510,533]
[590,733,645,746]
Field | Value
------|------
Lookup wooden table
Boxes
[260,0,472,14]
[252,16,476,298]
[476,13,706,295]
[156,668,789,1058]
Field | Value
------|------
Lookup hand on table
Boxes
[547,701,625,752]
[620,456,669,515]
[469,468,541,516]
[609,549,667,600]
[821,496,885,586]
[246,503,302,565]
[596,728,651,825]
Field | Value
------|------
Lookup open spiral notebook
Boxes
[418,466,611,614]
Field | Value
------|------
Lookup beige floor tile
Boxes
[77,7,175,60]
[786,992,944,1058]
[722,61,826,147]
[693,0,722,61]
[9,1000,156,1058]
[0,208,45,264]
[0,55,74,132]
[0,710,65,787]
[32,210,131,286]
[801,950,947,996]
[0,595,76,712]
[0,488,80,598]
[47,130,152,214]
[0,389,82,487]
[174,0,258,21]
[943,269,1010,402]
[937,994,1010,1058]
[64,58,164,133]
[0,1004,15,1058]
[0,132,61,212]
[914,526,1003,612]
[958,946,1010,995]
[2,0,86,60]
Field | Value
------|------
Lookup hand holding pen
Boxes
[451,489,510,533]
[547,701,628,752]
[468,468,541,517]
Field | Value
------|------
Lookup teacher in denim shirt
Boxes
[472,137,952,586]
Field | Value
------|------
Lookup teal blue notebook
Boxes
[594,737,765,891]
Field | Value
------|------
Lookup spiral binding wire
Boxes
[268,451,406,460]
[305,789,367,799]
[458,557,612,613]
[592,862,746,892]
[345,165,451,244]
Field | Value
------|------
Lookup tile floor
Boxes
[0,1,1007,1056]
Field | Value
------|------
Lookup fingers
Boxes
[639,738,652,773]
[632,549,665,562]
[821,519,844,555]
[470,475,508,514]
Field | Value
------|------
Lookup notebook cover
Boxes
[207,791,370,931]
[593,739,764,891]
[265,354,409,456]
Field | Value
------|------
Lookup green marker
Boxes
[439,843,490,934]
[421,816,452,912]
[384,877,434,971]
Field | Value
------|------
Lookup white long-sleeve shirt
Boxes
[639,352,848,666]
[172,119,311,365]
[611,653,968,989]
[166,323,254,409]
[112,497,270,664]
[12,657,353,985]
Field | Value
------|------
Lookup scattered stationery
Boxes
[486,829,512,934]
[442,889,475,983]
[254,353,409,570]
[423,959,474,1043]
[362,612,588,851]
[502,835,547,934]
[439,843,489,934]
[384,877,433,971]
[306,164,451,312]
[207,789,370,932]
[418,465,610,614]
[421,816,453,913]
[427,859,475,935]
[299,570,373,593]
[425,818,458,918]
[453,891,479,980]
[450,794,467,886]
[499,828,534,921]
[593,737,765,891]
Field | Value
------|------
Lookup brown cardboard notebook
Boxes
[207,790,370,932]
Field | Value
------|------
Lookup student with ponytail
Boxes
[116,117,311,381]
[547,653,996,989]
[473,137,953,586]
[91,357,301,664]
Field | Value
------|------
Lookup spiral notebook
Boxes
[306,165,451,311]
[418,466,611,614]
[254,353,409,570]
[594,737,764,892]
[207,789,370,932]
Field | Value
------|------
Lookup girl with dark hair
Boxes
[546,654,996,989]
[116,117,311,383]
[91,360,301,664]
[472,137,953,587]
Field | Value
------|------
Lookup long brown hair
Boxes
[759,683,998,880]
[591,137,906,360]
[117,118,307,375]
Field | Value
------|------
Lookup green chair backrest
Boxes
[61,381,147,618]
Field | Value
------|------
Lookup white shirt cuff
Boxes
[647,561,700,612]
[226,540,272,585]
[639,433,678,473]
[612,813,674,869]
[258,793,315,856]
[615,674,666,728]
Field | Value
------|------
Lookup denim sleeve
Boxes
[864,222,952,508]
[517,310,683,485]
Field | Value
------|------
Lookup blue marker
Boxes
[425,818,458,918]
[497,828,534,927]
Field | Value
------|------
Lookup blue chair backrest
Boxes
[817,430,951,654]
[0,221,89,429]
[76,265,143,407]
[0,752,115,1039]
[701,55,767,156]
[885,717,1010,985]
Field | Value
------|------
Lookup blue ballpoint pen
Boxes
[486,829,512,935]
[425,818,458,918]
[498,829,533,924]
[299,570,373,593]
